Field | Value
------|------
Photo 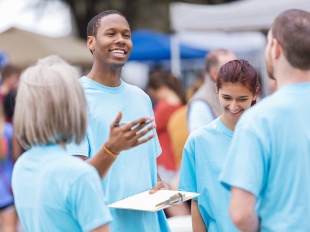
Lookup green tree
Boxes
[39,0,240,39]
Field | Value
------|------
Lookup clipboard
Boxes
[108,190,200,212]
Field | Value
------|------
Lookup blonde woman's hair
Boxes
[13,55,87,149]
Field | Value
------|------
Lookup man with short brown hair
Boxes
[220,9,310,232]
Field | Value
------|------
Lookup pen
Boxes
[113,122,128,127]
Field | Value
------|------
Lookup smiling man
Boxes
[66,10,170,232]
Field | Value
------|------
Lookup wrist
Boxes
[103,143,119,158]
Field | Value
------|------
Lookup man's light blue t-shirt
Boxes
[12,145,111,232]
[67,77,170,232]
[179,117,238,232]
[220,83,310,231]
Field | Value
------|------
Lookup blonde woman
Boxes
[12,55,155,232]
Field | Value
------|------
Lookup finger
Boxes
[149,189,158,194]
[125,117,154,131]
[111,111,122,127]
[132,120,154,134]
[134,134,155,147]
[160,183,170,190]
[134,124,156,138]
[149,182,163,194]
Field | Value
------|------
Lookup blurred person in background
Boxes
[220,9,310,232]
[0,65,20,123]
[0,64,23,159]
[147,70,186,185]
[0,102,17,232]
[146,70,190,217]
[179,60,260,232]
[146,70,191,217]
[187,49,237,133]
[167,79,204,189]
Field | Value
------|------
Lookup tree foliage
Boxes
[40,0,240,39]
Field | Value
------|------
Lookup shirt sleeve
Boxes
[188,100,215,133]
[66,135,90,158]
[219,117,270,197]
[69,168,112,231]
[178,136,198,200]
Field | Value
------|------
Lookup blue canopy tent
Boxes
[129,29,208,61]
[122,29,208,89]
[128,29,209,78]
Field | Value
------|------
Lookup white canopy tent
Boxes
[0,27,92,69]
[169,0,310,32]
[168,0,310,96]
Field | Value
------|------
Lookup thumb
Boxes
[149,182,163,194]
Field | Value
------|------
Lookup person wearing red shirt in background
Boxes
[0,64,22,232]
[147,70,190,217]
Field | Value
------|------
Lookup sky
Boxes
[0,0,72,37]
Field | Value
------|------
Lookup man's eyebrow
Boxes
[104,28,131,32]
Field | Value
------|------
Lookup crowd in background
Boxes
[0,64,22,232]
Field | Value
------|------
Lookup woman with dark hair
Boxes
[178,60,260,231]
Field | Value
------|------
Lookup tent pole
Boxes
[170,33,182,78]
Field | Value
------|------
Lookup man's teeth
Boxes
[111,50,125,54]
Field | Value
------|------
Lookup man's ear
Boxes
[87,36,94,51]
[272,38,281,60]
[209,68,218,82]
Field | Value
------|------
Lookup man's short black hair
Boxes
[87,10,127,37]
